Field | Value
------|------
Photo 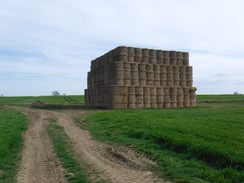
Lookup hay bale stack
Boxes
[85,46,197,109]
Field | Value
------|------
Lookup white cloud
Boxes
[0,0,244,95]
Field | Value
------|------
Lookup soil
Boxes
[10,107,170,183]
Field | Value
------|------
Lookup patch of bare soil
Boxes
[11,107,170,183]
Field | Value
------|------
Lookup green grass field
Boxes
[76,95,244,183]
[0,109,28,183]
[1,94,243,106]
[196,95,244,108]
[0,95,84,106]
[197,94,244,101]
[0,94,243,183]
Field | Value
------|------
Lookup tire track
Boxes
[55,110,171,183]
[12,107,67,183]
[12,107,170,183]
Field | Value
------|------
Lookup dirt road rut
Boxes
[14,108,67,183]
[13,107,170,183]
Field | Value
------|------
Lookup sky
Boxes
[0,0,244,96]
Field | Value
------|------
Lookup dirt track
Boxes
[11,107,170,183]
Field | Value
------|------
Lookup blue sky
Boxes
[1,0,244,96]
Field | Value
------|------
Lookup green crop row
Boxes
[80,107,244,183]
[0,109,28,183]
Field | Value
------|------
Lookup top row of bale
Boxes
[90,46,189,68]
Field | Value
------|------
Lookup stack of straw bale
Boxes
[85,46,197,109]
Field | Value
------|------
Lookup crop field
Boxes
[0,94,243,183]
[197,94,244,101]
[0,95,84,106]
[78,95,244,183]
[1,94,243,106]
[81,107,244,182]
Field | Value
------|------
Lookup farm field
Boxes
[0,94,243,183]
[196,94,244,101]
[1,94,243,106]
[81,107,244,182]
[0,108,28,183]
[0,95,84,106]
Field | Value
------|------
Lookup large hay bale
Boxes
[156,50,164,64]
[130,63,138,71]
[110,86,128,95]
[142,49,149,63]
[149,49,157,64]
[127,47,135,62]
[135,48,142,62]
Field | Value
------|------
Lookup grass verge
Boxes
[47,124,89,183]
[77,107,244,183]
[0,109,28,183]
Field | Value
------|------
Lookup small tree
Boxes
[233,91,239,95]
[52,91,60,96]
[0,94,4,97]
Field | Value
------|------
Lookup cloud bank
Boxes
[0,0,244,96]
